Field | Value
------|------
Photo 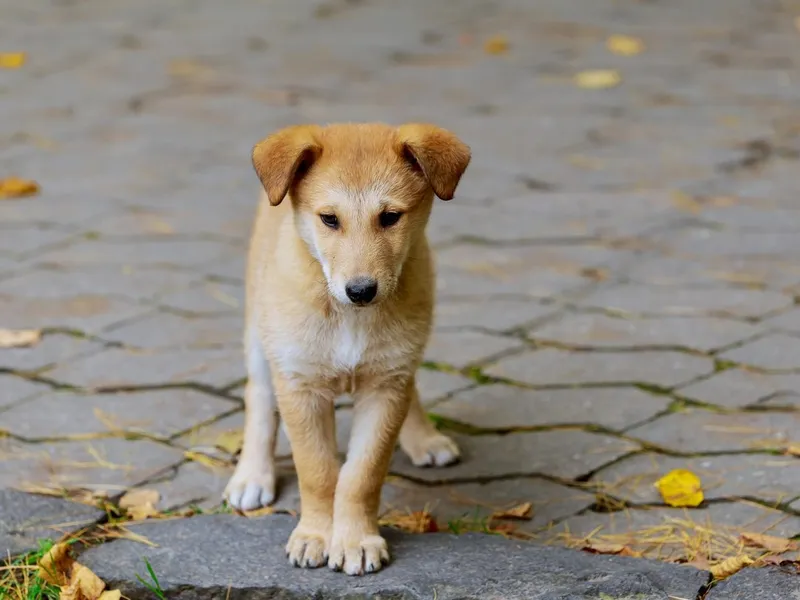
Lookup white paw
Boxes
[224,464,276,511]
[329,533,389,575]
[406,432,460,468]
[287,524,330,569]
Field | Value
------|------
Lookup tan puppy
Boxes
[224,122,471,576]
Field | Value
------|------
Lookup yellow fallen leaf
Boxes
[119,488,159,509]
[654,468,704,507]
[606,35,644,56]
[741,532,796,554]
[574,69,621,89]
[710,554,753,580]
[0,328,42,348]
[0,177,39,199]
[490,502,533,520]
[99,592,122,600]
[483,35,509,55]
[215,429,244,454]
[243,506,276,518]
[0,52,25,68]
[785,443,800,457]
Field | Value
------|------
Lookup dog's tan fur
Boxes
[224,123,471,575]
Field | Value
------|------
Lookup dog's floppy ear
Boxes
[251,125,323,206]
[396,123,471,201]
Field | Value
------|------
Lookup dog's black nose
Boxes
[345,277,378,305]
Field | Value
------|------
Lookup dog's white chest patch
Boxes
[331,312,368,371]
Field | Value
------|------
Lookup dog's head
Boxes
[251,123,470,306]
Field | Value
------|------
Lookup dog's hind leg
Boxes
[398,379,460,467]
[224,323,279,510]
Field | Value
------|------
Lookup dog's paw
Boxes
[329,533,389,575]
[286,523,331,568]
[403,431,460,468]
[224,464,276,511]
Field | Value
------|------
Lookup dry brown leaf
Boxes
[671,191,703,214]
[655,469,704,508]
[606,35,644,56]
[581,541,626,555]
[741,532,796,554]
[0,177,39,199]
[119,489,160,520]
[710,555,753,580]
[119,488,159,509]
[0,52,25,68]
[490,502,533,520]
[38,543,73,586]
[379,510,438,533]
[62,564,106,600]
[785,443,800,457]
[0,328,42,348]
[574,70,621,89]
[483,35,509,55]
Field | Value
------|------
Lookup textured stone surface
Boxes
[80,514,710,600]
[0,389,237,439]
[425,330,524,369]
[433,384,669,430]
[720,333,800,370]
[485,348,713,388]
[708,567,800,600]
[627,410,800,453]
[0,490,103,556]
[677,369,800,408]
[532,313,761,353]
[391,431,639,481]
[591,453,800,505]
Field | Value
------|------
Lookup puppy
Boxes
[224,122,471,576]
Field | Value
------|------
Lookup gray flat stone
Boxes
[485,348,713,388]
[532,313,761,353]
[0,490,103,556]
[552,502,800,562]
[414,368,474,405]
[102,311,242,350]
[434,297,557,332]
[433,384,669,430]
[45,346,244,390]
[0,436,183,492]
[0,332,106,373]
[0,374,48,410]
[425,331,524,369]
[391,430,639,481]
[719,333,800,370]
[382,477,595,533]
[627,409,800,453]
[575,284,792,319]
[590,453,800,505]
[79,513,709,600]
[677,369,800,408]
[0,388,236,439]
[708,567,800,600]
[155,280,244,315]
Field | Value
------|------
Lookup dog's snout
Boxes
[345,277,378,305]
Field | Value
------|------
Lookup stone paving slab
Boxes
[3,0,800,589]
[79,514,711,600]
[707,567,800,600]
[0,490,103,556]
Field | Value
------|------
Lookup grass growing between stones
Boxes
[0,540,60,600]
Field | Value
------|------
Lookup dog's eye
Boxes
[320,214,339,229]
[379,211,403,228]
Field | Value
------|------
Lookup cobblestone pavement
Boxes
[3,0,800,584]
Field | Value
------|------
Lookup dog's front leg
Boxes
[277,378,339,569]
[329,377,410,575]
